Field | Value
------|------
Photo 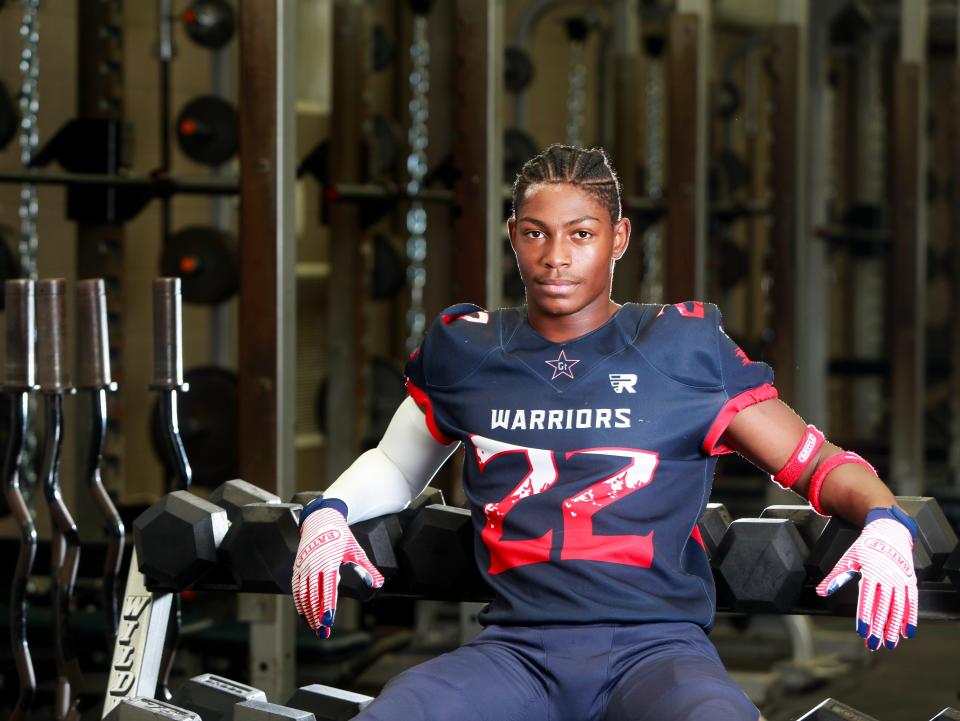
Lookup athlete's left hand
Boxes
[816,512,918,650]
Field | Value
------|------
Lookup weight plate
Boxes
[182,0,236,49]
[504,47,534,93]
[504,128,538,184]
[176,95,238,166]
[160,226,238,305]
[150,366,239,488]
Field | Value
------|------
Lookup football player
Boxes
[292,145,918,721]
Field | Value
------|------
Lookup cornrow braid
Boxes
[511,144,622,223]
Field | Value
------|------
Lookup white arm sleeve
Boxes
[323,396,460,523]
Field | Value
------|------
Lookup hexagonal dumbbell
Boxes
[896,496,959,580]
[219,503,302,593]
[104,697,201,720]
[133,490,229,590]
[209,478,280,522]
[696,503,732,559]
[397,504,477,598]
[714,518,809,613]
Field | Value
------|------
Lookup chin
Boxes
[531,295,583,317]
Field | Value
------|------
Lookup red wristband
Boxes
[808,451,877,515]
[772,424,825,489]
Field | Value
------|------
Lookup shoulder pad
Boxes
[638,301,723,388]
[420,303,500,388]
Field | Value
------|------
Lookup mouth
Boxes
[535,278,579,296]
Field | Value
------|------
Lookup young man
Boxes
[292,146,918,721]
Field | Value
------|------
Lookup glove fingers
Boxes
[343,548,386,588]
[817,555,859,597]
[317,566,340,638]
[867,583,891,651]
[856,578,877,640]
[883,586,902,650]
[292,572,305,619]
[903,583,919,639]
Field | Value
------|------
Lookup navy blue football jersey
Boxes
[404,301,776,629]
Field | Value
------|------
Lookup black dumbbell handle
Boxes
[4,391,37,721]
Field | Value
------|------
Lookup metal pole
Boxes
[890,0,928,494]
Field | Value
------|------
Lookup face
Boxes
[508,182,630,320]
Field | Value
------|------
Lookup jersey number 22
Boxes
[471,434,659,574]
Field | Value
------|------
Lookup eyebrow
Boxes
[517,215,602,227]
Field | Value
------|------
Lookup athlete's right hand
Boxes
[292,505,384,638]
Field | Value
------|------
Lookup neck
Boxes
[527,298,621,343]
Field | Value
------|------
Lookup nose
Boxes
[542,236,571,269]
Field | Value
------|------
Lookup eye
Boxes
[574,230,593,239]
[524,229,545,239]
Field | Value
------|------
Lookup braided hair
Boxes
[511,144,622,224]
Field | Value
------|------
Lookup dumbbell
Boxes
[696,503,732,559]
[236,701,315,720]
[286,684,373,720]
[170,673,265,721]
[134,479,279,590]
[713,518,809,613]
[796,698,879,720]
[105,697,201,720]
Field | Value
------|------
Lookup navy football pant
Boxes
[353,622,759,721]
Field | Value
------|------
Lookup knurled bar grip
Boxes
[76,279,112,389]
[152,278,183,388]
[6,279,36,389]
[4,280,37,721]
[37,279,70,392]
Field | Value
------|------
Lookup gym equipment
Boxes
[182,0,235,49]
[759,505,829,550]
[696,502,731,559]
[171,673,266,721]
[176,96,238,166]
[713,518,808,613]
[134,490,229,589]
[0,226,24,310]
[235,700,314,720]
[504,128,538,183]
[150,278,192,700]
[339,513,404,602]
[38,279,85,720]
[896,496,959,575]
[796,698,879,720]
[0,80,18,150]
[804,515,862,582]
[398,504,477,597]
[151,366,239,487]
[208,478,280,522]
[369,114,402,178]
[76,279,125,649]
[219,502,302,593]
[504,46,534,93]
[4,280,38,721]
[286,684,373,720]
[104,697,201,720]
[160,226,239,305]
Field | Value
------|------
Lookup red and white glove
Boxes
[816,508,918,650]
[292,504,384,639]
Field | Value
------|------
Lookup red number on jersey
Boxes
[471,436,658,574]
[473,435,558,574]
[561,448,658,567]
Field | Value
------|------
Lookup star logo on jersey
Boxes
[545,350,579,380]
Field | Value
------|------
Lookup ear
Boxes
[612,217,630,261]
[507,216,518,249]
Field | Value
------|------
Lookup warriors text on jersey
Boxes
[404,301,776,630]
